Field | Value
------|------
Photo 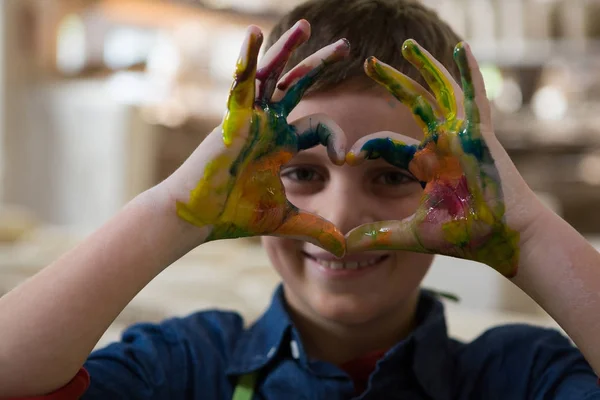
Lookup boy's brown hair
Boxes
[266,0,462,94]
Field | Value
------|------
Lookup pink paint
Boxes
[255,27,307,100]
[423,176,472,222]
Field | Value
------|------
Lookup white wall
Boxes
[423,236,600,315]
[25,80,158,234]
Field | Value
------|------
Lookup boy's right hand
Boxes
[160,21,349,257]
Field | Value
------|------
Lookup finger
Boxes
[346,131,419,169]
[291,113,347,165]
[345,220,428,254]
[453,42,493,144]
[402,39,465,121]
[274,205,346,257]
[223,25,263,147]
[364,57,441,136]
[255,20,310,103]
[453,43,503,219]
[276,38,350,113]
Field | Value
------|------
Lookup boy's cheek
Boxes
[374,192,423,221]
[262,236,302,265]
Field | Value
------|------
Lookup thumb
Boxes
[274,204,346,257]
[345,219,426,254]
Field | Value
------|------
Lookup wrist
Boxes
[137,184,212,256]
[510,200,590,291]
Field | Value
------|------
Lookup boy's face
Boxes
[262,87,434,325]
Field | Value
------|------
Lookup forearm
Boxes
[512,205,600,375]
[0,187,209,397]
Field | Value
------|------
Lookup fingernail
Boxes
[345,152,357,165]
[335,151,346,166]
[364,57,378,75]
[401,39,419,55]
[291,19,306,31]
[453,42,467,62]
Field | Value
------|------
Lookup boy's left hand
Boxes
[345,40,540,278]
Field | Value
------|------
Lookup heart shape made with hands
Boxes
[276,37,519,278]
[173,20,521,278]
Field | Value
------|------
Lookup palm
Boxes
[201,106,308,238]
[181,107,292,234]
[411,122,518,272]
[175,23,349,256]
[346,40,519,277]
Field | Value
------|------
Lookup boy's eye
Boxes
[374,171,416,185]
[281,167,323,182]
[281,166,326,196]
[281,167,324,182]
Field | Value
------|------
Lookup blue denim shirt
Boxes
[82,285,599,399]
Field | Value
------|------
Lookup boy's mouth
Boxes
[302,252,390,270]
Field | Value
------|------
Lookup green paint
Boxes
[177,30,346,257]
[360,137,417,171]
[348,41,521,277]
[402,40,456,118]
[279,61,327,113]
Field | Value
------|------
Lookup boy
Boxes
[2,0,600,398]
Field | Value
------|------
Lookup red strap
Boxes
[340,349,387,395]
[2,368,90,400]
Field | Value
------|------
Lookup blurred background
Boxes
[1,0,599,347]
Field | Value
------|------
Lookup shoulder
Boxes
[114,308,247,359]
[456,323,569,354]
[453,323,578,371]
[450,324,598,398]
[83,309,247,398]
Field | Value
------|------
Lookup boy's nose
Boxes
[312,187,376,236]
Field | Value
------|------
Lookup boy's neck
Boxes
[284,288,420,366]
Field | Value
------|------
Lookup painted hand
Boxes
[171,21,350,256]
[346,40,521,277]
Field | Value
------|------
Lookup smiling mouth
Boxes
[302,252,390,270]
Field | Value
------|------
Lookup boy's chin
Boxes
[305,287,408,326]
[315,304,387,326]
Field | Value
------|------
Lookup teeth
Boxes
[345,262,359,269]
[330,261,344,270]
[314,256,384,270]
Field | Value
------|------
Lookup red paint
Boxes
[277,64,313,91]
[255,27,307,99]
[423,176,471,222]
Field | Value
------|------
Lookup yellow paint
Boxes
[402,40,458,120]
[390,138,408,147]
[176,154,234,226]
[442,219,470,246]
[364,56,442,134]
[345,151,358,165]
[219,150,292,233]
[222,34,259,147]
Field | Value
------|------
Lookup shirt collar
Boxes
[369,290,454,399]
[227,285,455,399]
[410,289,455,400]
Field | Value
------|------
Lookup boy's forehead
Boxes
[289,88,424,143]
